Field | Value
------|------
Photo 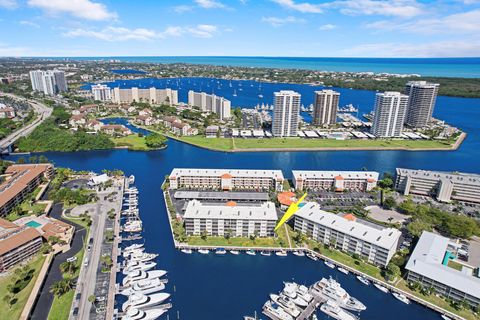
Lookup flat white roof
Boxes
[184,200,278,221]
[405,231,480,299]
[292,170,379,181]
[304,131,319,138]
[397,168,480,187]
[295,202,401,250]
[170,168,284,180]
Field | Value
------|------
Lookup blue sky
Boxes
[0,0,479,57]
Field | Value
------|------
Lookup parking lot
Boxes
[309,190,380,208]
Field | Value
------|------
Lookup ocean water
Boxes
[65,56,480,77]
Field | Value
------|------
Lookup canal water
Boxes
[10,80,480,319]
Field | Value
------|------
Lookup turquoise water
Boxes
[57,56,480,77]
[25,221,41,228]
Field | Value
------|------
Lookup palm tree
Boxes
[50,278,74,296]
[59,261,77,275]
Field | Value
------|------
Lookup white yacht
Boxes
[230,250,240,255]
[392,292,410,304]
[215,248,227,255]
[119,278,166,296]
[356,275,370,286]
[128,175,135,184]
[269,294,301,318]
[122,270,167,287]
[124,220,142,233]
[260,251,271,256]
[122,261,156,275]
[128,252,158,263]
[122,292,170,312]
[373,283,389,293]
[337,267,349,275]
[314,277,366,312]
[324,261,336,269]
[198,249,209,254]
[320,300,359,320]
[282,282,298,299]
[276,250,288,257]
[263,301,293,320]
[121,307,167,320]
[181,248,192,254]
[306,253,319,261]
[246,250,256,256]
[123,247,145,258]
[292,250,305,257]
[124,243,144,252]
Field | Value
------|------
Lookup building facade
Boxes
[272,90,301,137]
[395,168,480,204]
[111,87,178,106]
[29,70,67,95]
[404,81,439,128]
[312,90,340,126]
[92,84,112,101]
[187,91,231,120]
[294,202,401,267]
[370,91,408,138]
[183,200,277,237]
[292,170,379,192]
[168,168,285,191]
[405,231,480,308]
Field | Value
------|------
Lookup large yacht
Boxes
[314,277,366,312]
[122,270,167,287]
[128,252,158,263]
[122,292,170,312]
[120,277,166,296]
[263,301,294,320]
[320,300,359,320]
[123,247,145,258]
[269,294,301,317]
[121,307,167,320]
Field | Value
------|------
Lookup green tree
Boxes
[145,133,167,148]
[378,177,394,189]
[50,278,74,296]
[59,261,77,275]
[384,262,401,281]
[383,196,396,210]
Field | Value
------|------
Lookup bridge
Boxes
[0,92,52,155]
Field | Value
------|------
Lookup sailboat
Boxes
[233,89,237,97]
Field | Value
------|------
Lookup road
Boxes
[0,92,52,152]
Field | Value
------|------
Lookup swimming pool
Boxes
[25,221,41,228]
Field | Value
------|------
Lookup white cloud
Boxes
[0,0,17,8]
[272,0,322,13]
[326,0,423,18]
[0,43,30,56]
[186,24,218,37]
[19,20,40,28]
[27,0,117,21]
[173,5,194,13]
[343,39,480,57]
[261,16,306,27]
[319,23,336,30]
[195,0,224,9]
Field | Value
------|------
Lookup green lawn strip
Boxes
[175,136,234,151]
[112,134,152,151]
[447,260,464,271]
[20,201,48,215]
[47,290,74,320]
[0,255,47,319]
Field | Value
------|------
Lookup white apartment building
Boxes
[313,90,340,126]
[183,200,278,237]
[406,231,480,308]
[370,91,408,138]
[294,202,401,267]
[187,91,231,120]
[91,84,112,101]
[168,168,285,191]
[292,170,379,192]
[111,87,178,106]
[29,70,68,95]
[395,168,480,204]
[404,81,439,128]
[272,90,300,137]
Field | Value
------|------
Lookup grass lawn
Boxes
[0,255,47,320]
[447,259,465,271]
[112,134,152,151]
[177,136,234,151]
[20,201,48,215]
[48,290,74,320]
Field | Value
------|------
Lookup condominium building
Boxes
[187,91,231,120]
[294,202,401,267]
[0,219,43,273]
[91,84,112,101]
[168,168,285,191]
[404,81,439,128]
[292,170,379,192]
[0,164,54,217]
[272,90,301,137]
[370,91,408,138]
[183,200,277,237]
[111,87,178,106]
[29,70,68,95]
[312,90,340,126]
[395,168,480,204]
[405,231,480,308]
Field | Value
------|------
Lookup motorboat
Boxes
[129,175,135,184]
[306,253,319,261]
[198,249,209,254]
[320,300,359,320]
[122,292,170,312]
[392,292,410,304]
[124,220,142,233]
[124,243,143,252]
[129,252,158,263]
[121,307,167,320]
[246,249,256,256]
[181,248,192,254]
[292,250,305,257]
[282,282,298,299]
[230,250,240,255]
[373,283,389,293]
[269,294,301,318]
[122,261,156,275]
[296,284,314,303]
[215,248,227,255]
[276,250,288,257]
[356,275,370,286]
[338,267,349,275]
[324,261,336,269]
[260,251,271,256]
[263,301,293,320]
[122,270,167,287]
[119,278,166,296]
[441,315,452,320]
[314,277,366,312]
[123,247,145,258]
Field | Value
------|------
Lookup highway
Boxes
[0,92,52,152]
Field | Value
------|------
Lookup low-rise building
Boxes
[0,103,15,118]
[0,164,54,217]
[183,200,277,237]
[205,125,219,138]
[134,115,154,126]
[100,124,132,136]
[69,114,87,128]
[294,202,401,267]
[168,168,285,191]
[405,231,480,308]
[395,168,480,204]
[292,170,379,192]
[85,119,103,132]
